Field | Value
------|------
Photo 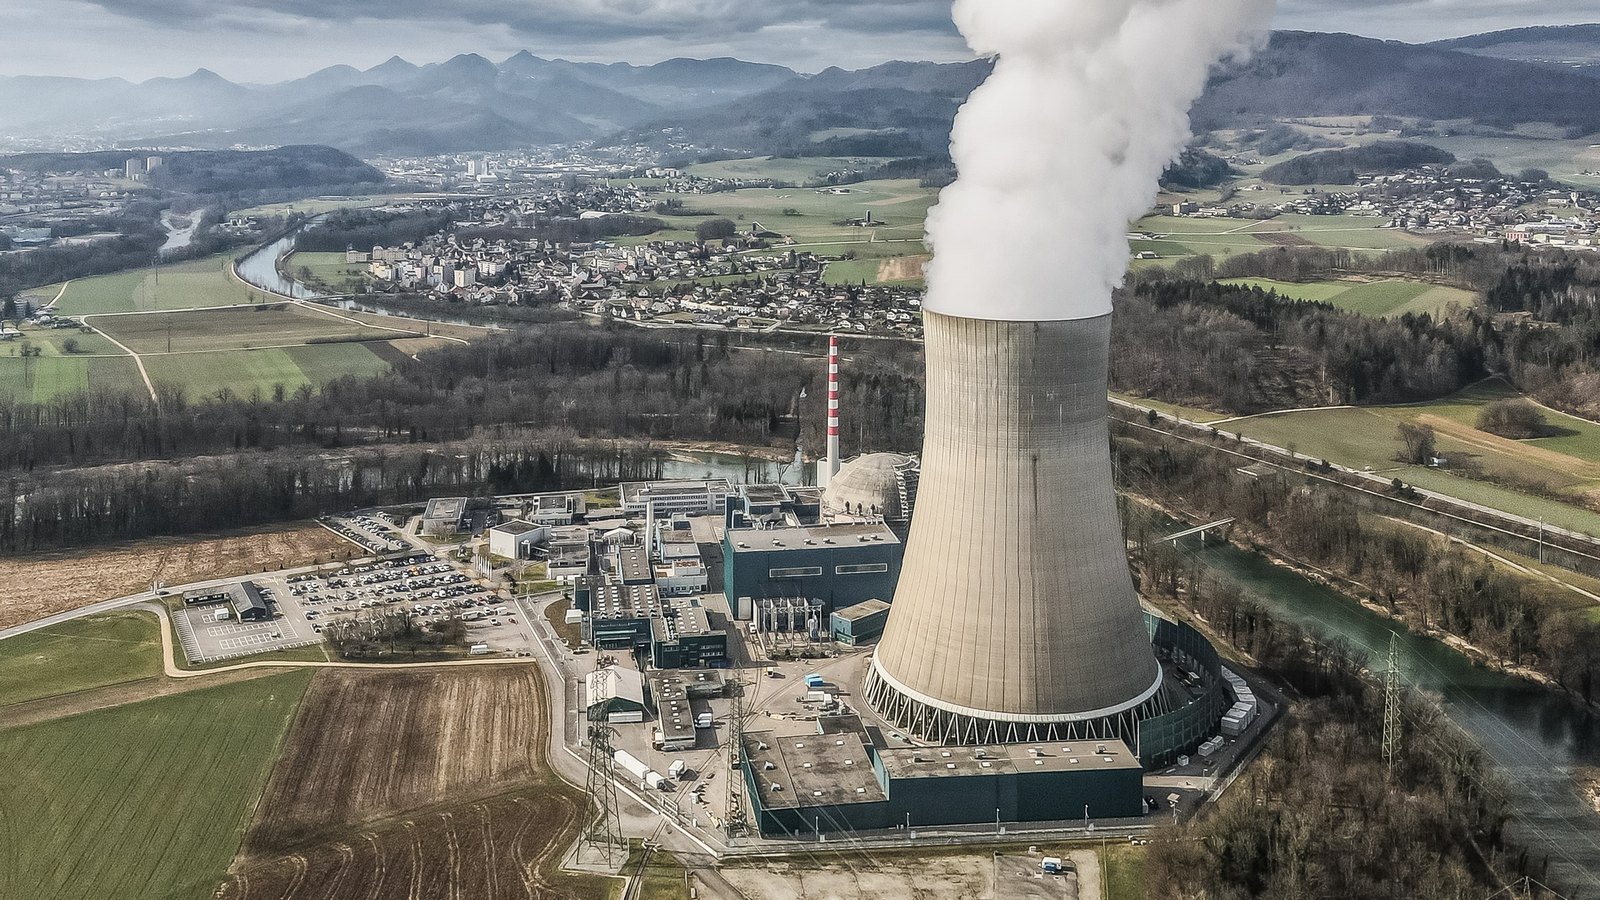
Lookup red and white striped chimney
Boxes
[820,335,842,487]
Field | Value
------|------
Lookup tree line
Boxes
[1117,426,1600,705]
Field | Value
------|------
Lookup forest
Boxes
[1140,568,1531,897]
[1119,426,1600,706]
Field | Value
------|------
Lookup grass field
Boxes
[1222,277,1477,318]
[685,155,897,183]
[94,304,374,354]
[0,611,160,707]
[1225,380,1600,536]
[0,670,313,900]
[284,251,370,293]
[142,342,395,400]
[1132,213,1432,267]
[48,252,261,316]
[0,354,142,403]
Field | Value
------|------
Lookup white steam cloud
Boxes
[922,0,1277,322]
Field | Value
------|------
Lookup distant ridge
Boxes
[1,31,1597,156]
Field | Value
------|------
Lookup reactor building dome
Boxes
[821,453,919,522]
[864,311,1167,747]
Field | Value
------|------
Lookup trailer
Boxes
[613,749,651,782]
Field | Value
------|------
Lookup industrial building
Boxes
[722,521,902,614]
[585,666,647,723]
[740,716,1144,837]
[620,479,732,517]
[488,520,547,560]
[831,599,891,645]
[820,454,920,523]
[421,497,469,536]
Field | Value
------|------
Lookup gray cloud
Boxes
[3,0,1598,82]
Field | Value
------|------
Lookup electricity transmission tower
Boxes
[725,679,750,840]
[580,723,625,867]
[1382,633,1403,778]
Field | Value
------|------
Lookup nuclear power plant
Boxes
[863,311,1165,747]
[731,319,1257,838]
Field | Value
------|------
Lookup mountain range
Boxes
[1,27,1598,157]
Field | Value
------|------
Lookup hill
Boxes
[1431,24,1600,76]
[1193,31,1600,136]
[1,146,383,193]
[4,32,1600,155]
[1260,141,1457,185]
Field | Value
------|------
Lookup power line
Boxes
[580,722,626,868]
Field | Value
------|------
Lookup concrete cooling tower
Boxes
[863,310,1166,745]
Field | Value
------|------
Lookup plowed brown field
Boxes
[0,525,350,630]
[225,666,612,900]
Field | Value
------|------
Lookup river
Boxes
[658,449,809,486]
[1192,541,1600,894]
[235,225,326,300]
[157,210,200,257]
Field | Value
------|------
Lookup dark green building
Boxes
[723,522,902,615]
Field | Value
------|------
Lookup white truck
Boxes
[469,643,491,656]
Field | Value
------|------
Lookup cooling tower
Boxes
[863,311,1165,745]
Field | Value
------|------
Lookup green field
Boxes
[284,251,370,293]
[0,612,161,707]
[142,342,396,400]
[95,304,378,355]
[1225,380,1600,536]
[684,155,897,183]
[0,670,313,900]
[1222,277,1477,318]
[48,252,262,316]
[0,354,142,403]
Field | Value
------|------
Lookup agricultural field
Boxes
[1225,380,1600,537]
[1131,213,1429,267]
[0,611,160,707]
[92,303,377,354]
[46,251,262,316]
[0,670,313,900]
[0,353,141,403]
[0,524,351,631]
[142,341,397,401]
[1221,277,1477,318]
[684,155,896,183]
[232,195,444,218]
[245,667,550,852]
[224,666,611,900]
[222,790,609,900]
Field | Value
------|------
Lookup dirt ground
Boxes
[227,665,611,900]
[244,667,551,854]
[0,525,351,630]
[877,254,930,283]
[222,791,611,900]
[717,849,1100,900]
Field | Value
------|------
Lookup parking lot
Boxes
[320,512,408,555]
[172,551,540,664]
[172,578,316,663]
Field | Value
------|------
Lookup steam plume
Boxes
[923,0,1277,322]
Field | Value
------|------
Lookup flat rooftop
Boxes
[743,729,886,812]
[833,598,891,623]
[726,521,899,553]
[621,480,732,502]
[423,496,467,520]
[650,606,722,642]
[875,739,1139,780]
[590,583,662,620]
[652,676,698,745]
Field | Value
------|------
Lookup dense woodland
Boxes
[1119,427,1600,704]
[1140,574,1529,896]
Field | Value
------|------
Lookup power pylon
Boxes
[1382,633,1403,779]
[580,723,625,867]
[724,679,750,840]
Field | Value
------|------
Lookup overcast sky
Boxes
[4,0,1599,82]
